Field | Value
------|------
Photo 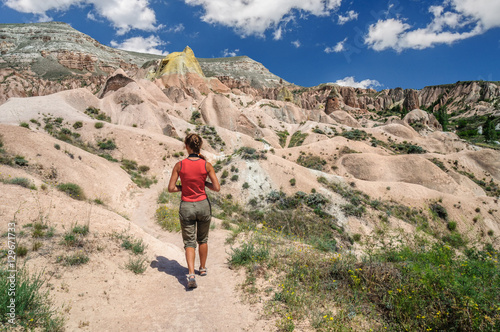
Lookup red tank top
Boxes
[179,158,208,202]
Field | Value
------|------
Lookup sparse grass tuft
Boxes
[56,183,85,200]
[59,251,89,266]
[126,256,147,274]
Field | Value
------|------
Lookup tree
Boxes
[435,106,449,131]
[483,116,498,142]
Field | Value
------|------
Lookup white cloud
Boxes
[110,35,168,55]
[184,0,343,37]
[325,37,347,53]
[292,40,301,48]
[334,76,382,89]
[337,10,358,25]
[273,27,283,40]
[4,0,159,34]
[167,24,185,33]
[365,0,500,52]
[365,18,411,51]
[222,49,239,57]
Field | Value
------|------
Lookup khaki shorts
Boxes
[179,199,211,249]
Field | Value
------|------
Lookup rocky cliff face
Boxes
[0,22,162,104]
[1,22,499,118]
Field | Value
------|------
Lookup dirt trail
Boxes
[121,183,270,331]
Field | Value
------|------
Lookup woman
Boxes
[168,133,220,289]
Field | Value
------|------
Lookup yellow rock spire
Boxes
[148,46,205,79]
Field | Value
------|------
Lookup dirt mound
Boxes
[340,153,468,195]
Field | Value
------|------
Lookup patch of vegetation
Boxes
[73,121,83,129]
[317,176,428,226]
[236,146,267,160]
[97,139,116,150]
[297,154,327,171]
[3,177,36,190]
[230,231,500,331]
[0,267,64,330]
[288,131,308,148]
[120,237,147,255]
[195,125,225,151]
[340,129,369,141]
[228,242,270,267]
[157,189,180,204]
[390,142,426,154]
[120,159,157,188]
[155,206,181,232]
[94,122,104,129]
[85,107,111,122]
[57,251,89,266]
[190,111,202,124]
[457,170,500,197]
[429,158,447,172]
[276,130,290,148]
[56,183,85,200]
[99,153,118,162]
[260,102,279,109]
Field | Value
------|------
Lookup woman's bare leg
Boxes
[199,243,208,269]
[185,247,195,275]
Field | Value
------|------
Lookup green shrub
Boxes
[14,155,28,166]
[56,183,85,200]
[430,202,448,220]
[20,122,30,129]
[138,165,150,173]
[73,121,83,129]
[94,122,104,129]
[190,111,201,123]
[54,143,61,150]
[97,139,116,150]
[230,174,239,182]
[289,178,296,186]
[242,182,250,189]
[0,267,64,330]
[447,221,457,231]
[352,233,362,242]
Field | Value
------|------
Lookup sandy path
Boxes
[122,183,270,331]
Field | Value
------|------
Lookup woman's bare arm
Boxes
[205,162,220,192]
[167,162,182,193]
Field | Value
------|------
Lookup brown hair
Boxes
[184,133,206,160]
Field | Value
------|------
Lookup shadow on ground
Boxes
[151,256,195,291]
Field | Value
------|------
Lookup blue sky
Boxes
[1,0,499,90]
